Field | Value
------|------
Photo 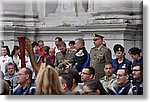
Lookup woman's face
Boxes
[15,49,20,54]
[115,51,124,59]
[1,48,7,56]
[130,54,139,61]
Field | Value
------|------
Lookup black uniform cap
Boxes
[113,44,124,53]
[128,47,142,55]
[93,33,104,39]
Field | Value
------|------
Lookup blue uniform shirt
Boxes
[112,57,132,75]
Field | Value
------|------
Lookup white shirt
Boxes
[0,55,13,74]
[54,47,60,55]
[13,55,20,68]
[18,56,32,69]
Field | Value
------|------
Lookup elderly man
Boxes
[90,34,112,81]
[4,62,18,89]
[13,68,35,95]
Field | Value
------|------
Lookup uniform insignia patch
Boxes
[76,50,84,57]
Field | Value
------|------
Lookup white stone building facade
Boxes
[0,0,143,60]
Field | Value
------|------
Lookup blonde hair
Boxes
[35,66,63,95]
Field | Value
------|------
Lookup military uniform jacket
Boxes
[74,47,89,72]
[90,46,112,80]
[100,74,118,91]
[54,50,76,68]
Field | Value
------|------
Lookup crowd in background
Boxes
[0,34,143,95]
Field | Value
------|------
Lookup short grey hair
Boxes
[75,38,85,46]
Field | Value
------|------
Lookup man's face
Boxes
[55,39,60,46]
[81,69,91,82]
[93,37,103,48]
[116,69,128,85]
[7,65,15,75]
[59,46,66,54]
[17,68,28,85]
[69,44,75,49]
[74,40,81,50]
[38,42,44,49]
[132,66,142,80]
[104,64,114,77]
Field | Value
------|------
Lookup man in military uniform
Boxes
[90,34,112,81]
[74,38,90,72]
[54,41,76,70]
[100,62,118,91]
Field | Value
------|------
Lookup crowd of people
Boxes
[0,33,143,95]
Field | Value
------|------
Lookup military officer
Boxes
[74,38,90,72]
[90,34,112,81]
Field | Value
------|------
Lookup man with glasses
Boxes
[78,66,95,90]
[132,63,143,95]
[90,33,112,81]
[13,68,35,95]
[108,68,131,95]
[80,66,95,83]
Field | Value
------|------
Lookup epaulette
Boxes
[91,47,96,49]
[100,77,105,80]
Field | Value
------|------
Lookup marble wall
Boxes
[0,0,143,60]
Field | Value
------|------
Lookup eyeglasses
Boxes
[81,72,90,75]
[17,73,27,76]
[83,90,96,95]
[132,70,140,72]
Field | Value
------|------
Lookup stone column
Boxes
[88,0,94,13]
[76,0,87,16]
[36,0,46,20]
[55,0,76,16]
